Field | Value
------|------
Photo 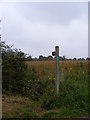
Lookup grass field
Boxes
[27,60,88,81]
[2,60,88,118]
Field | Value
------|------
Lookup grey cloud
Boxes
[1,2,88,58]
[16,2,88,25]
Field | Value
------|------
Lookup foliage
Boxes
[2,41,27,95]
[41,107,88,118]
[39,79,88,110]
[23,71,55,100]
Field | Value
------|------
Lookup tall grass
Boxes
[27,60,88,82]
[27,61,88,115]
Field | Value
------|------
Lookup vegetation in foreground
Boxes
[1,42,88,118]
[2,93,88,118]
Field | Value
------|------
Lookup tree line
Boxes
[26,55,89,61]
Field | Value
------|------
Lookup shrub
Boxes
[22,67,52,100]
[39,80,60,110]
[2,41,27,95]
[39,78,88,110]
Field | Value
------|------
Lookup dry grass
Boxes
[27,60,88,81]
[2,95,30,117]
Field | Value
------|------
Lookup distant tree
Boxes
[59,56,63,61]
[81,58,85,61]
[69,58,72,61]
[26,55,32,61]
[86,57,90,60]
[73,58,77,60]
[39,55,47,61]
[33,57,38,61]
[78,58,82,61]
[47,55,52,60]
[63,56,65,60]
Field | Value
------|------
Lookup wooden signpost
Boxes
[52,46,59,94]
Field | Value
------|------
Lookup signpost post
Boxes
[52,46,59,94]
[55,46,59,94]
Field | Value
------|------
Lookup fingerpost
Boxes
[52,46,59,94]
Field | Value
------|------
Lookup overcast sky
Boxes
[0,2,88,58]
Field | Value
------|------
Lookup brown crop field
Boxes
[27,60,88,81]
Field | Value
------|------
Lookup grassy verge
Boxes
[2,94,88,118]
[2,61,88,118]
[2,95,39,118]
[41,107,88,118]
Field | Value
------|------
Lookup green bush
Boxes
[22,67,52,100]
[39,78,88,110]
[39,81,60,110]
[2,41,27,95]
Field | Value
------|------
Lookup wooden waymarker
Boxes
[55,46,59,94]
[52,46,59,94]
